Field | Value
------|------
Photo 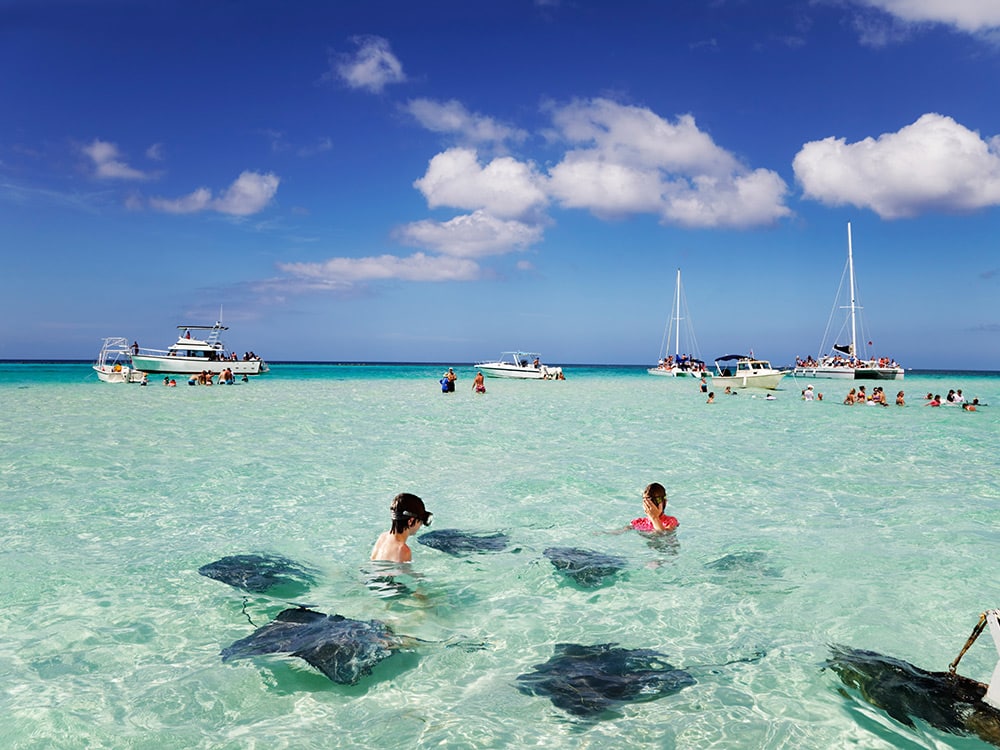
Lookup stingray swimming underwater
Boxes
[221,607,415,685]
[543,547,627,588]
[826,644,1000,746]
[198,553,318,596]
[517,643,696,717]
[417,529,510,556]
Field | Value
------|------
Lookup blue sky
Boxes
[3,0,1000,369]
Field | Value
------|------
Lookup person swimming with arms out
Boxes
[370,492,433,563]
[629,482,678,533]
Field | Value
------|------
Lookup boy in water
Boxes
[630,482,679,532]
[370,492,433,563]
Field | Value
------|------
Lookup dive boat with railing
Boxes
[93,337,144,383]
[129,323,268,376]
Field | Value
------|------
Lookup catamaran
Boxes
[793,223,904,381]
[647,269,709,378]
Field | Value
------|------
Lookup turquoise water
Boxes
[1,363,998,749]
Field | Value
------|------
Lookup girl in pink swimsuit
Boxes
[630,482,678,532]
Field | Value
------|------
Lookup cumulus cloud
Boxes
[545,98,790,227]
[277,252,481,285]
[404,98,528,145]
[82,139,151,180]
[793,113,1000,218]
[857,0,1000,34]
[149,171,279,216]
[413,148,549,220]
[396,210,544,258]
[332,35,406,93]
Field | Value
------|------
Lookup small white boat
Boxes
[711,355,788,390]
[93,337,143,383]
[647,269,710,379]
[793,223,904,381]
[475,351,563,380]
[129,323,268,377]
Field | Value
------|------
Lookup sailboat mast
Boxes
[847,223,857,360]
[673,269,681,358]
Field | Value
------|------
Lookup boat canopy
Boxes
[714,354,750,362]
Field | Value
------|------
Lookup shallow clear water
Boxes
[1,363,998,749]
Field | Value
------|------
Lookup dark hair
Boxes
[643,482,666,504]
[390,492,431,534]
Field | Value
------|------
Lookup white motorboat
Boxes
[647,269,710,378]
[711,355,788,390]
[475,351,563,380]
[793,223,904,381]
[93,337,144,383]
[129,323,268,376]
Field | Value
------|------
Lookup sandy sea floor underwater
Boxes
[1,363,998,749]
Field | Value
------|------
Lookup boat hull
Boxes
[94,365,143,383]
[793,366,903,381]
[478,364,554,379]
[130,355,265,376]
[646,368,706,378]
[711,372,787,390]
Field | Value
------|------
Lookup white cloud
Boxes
[793,113,1000,218]
[82,139,150,180]
[278,252,481,284]
[413,148,549,219]
[213,171,280,215]
[146,143,165,161]
[149,171,279,216]
[149,187,212,214]
[333,35,406,94]
[545,98,790,228]
[857,0,1000,34]
[396,210,544,258]
[404,98,528,145]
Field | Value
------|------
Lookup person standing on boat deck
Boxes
[131,341,139,355]
[629,483,678,533]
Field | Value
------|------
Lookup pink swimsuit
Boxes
[631,514,678,532]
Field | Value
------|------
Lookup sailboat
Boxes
[647,269,709,378]
[793,223,904,381]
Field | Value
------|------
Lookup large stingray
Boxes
[517,642,696,717]
[826,645,1000,746]
[221,607,413,684]
[417,528,510,556]
[198,554,318,596]
[543,546,627,588]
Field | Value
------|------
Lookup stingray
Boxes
[543,546,627,588]
[417,528,510,556]
[198,553,318,596]
[826,645,1000,746]
[517,642,696,717]
[221,607,414,685]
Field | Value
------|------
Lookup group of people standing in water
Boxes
[371,482,678,563]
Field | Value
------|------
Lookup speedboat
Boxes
[475,351,563,380]
[711,355,788,390]
[647,269,710,379]
[93,337,144,383]
[793,223,904,381]
[129,323,268,377]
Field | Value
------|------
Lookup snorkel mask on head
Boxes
[396,509,432,527]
